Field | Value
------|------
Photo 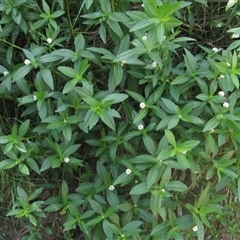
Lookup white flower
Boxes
[152,61,157,68]
[121,60,126,66]
[47,38,52,44]
[33,95,37,101]
[142,36,147,41]
[3,71,9,76]
[141,3,144,7]
[192,226,198,232]
[64,157,70,163]
[212,47,218,53]
[163,36,166,40]
[162,189,165,193]
[182,151,187,155]
[125,169,131,175]
[219,75,224,79]
[218,91,224,97]
[210,129,214,133]
[140,102,146,109]
[226,62,230,67]
[63,119,67,123]
[138,124,144,130]
[24,59,31,65]
[109,185,115,191]
[223,102,229,108]
[232,34,240,38]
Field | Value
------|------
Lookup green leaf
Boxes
[134,108,148,124]
[62,79,78,94]
[143,134,156,155]
[58,66,77,78]
[40,68,54,90]
[62,180,69,205]
[126,90,146,103]
[177,140,200,152]
[64,144,81,156]
[17,186,28,206]
[0,136,9,144]
[202,117,220,132]
[194,215,204,240]
[196,182,211,209]
[151,222,169,236]
[161,98,179,114]
[166,181,188,192]
[106,19,124,38]
[171,74,190,85]
[226,0,238,11]
[176,153,190,169]
[130,183,148,195]
[99,110,116,130]
[113,48,146,63]
[147,166,160,189]
[230,73,239,89]
[221,168,238,178]
[114,172,133,186]
[103,93,128,104]
[89,199,103,215]
[0,159,16,169]
[184,48,197,74]
[18,120,30,139]
[18,164,30,175]
[122,220,142,235]
[13,65,32,81]
[130,19,155,32]
[165,129,176,148]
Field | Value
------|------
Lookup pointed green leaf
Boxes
[130,183,148,195]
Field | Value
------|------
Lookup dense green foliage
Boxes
[0,0,240,239]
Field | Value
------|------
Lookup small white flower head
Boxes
[142,35,147,41]
[219,74,225,79]
[47,38,52,44]
[63,119,67,123]
[218,91,224,97]
[223,102,229,108]
[232,34,240,38]
[192,226,198,232]
[141,3,144,7]
[163,36,166,40]
[33,95,37,101]
[182,151,187,155]
[210,129,214,133]
[125,169,131,175]
[64,157,70,163]
[3,71,9,76]
[121,60,126,66]
[135,180,138,183]
[139,102,146,109]
[138,124,144,130]
[152,61,157,68]
[162,189,165,193]
[212,47,218,53]
[24,59,31,65]
[226,62,231,67]
[109,185,115,191]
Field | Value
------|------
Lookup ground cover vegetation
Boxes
[0,0,240,239]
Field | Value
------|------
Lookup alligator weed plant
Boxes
[0,0,240,239]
